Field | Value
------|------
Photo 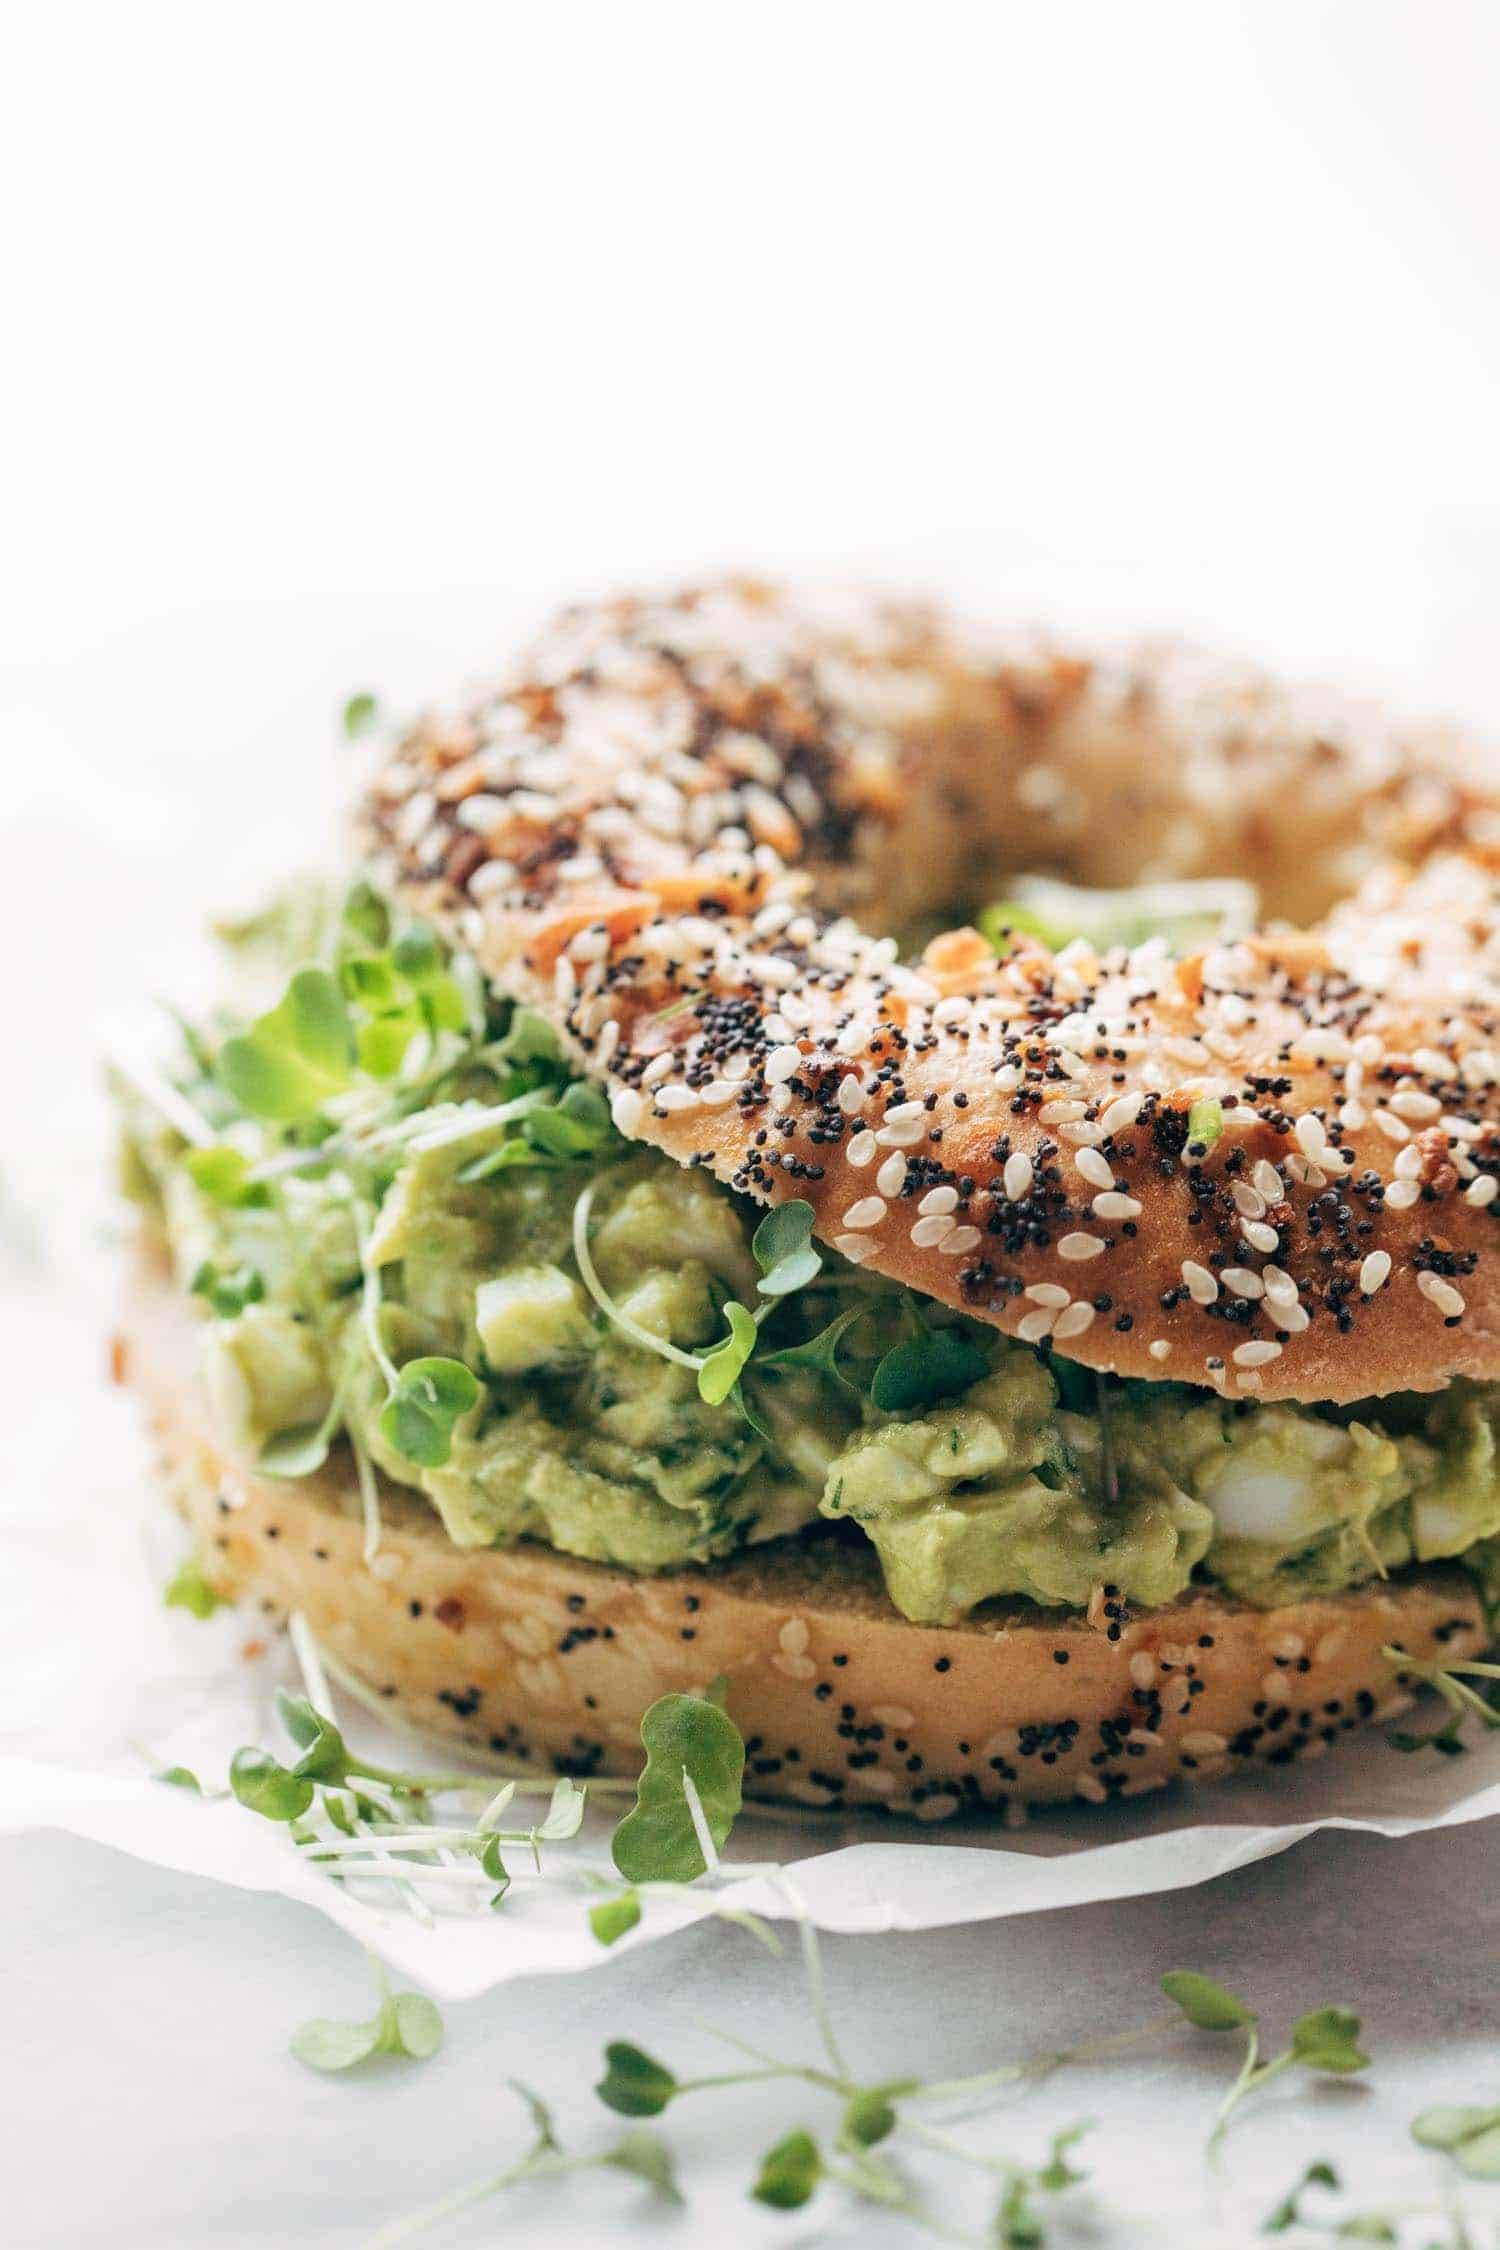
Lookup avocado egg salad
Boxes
[115,876,1500,1632]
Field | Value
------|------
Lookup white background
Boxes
[6,5,1500,2245]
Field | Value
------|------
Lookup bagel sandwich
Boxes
[113,582,1500,1815]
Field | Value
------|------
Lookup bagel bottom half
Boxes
[122,1254,1489,1815]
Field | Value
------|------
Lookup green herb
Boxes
[757,1301,870,1389]
[1162,1971,1369,2154]
[189,1257,265,1318]
[291,1955,443,2073]
[1262,2159,1342,2233]
[217,967,356,1122]
[163,1558,226,1620]
[611,1688,745,1883]
[342,691,380,739]
[1159,1969,1256,2030]
[342,877,391,948]
[978,899,1073,956]
[596,2043,681,2118]
[752,1199,823,1297]
[377,1356,481,1469]
[870,1327,988,1414]
[752,2128,824,2208]
[588,1891,643,1947]
[696,1302,760,1408]
[183,1145,271,1208]
[153,1765,205,1792]
[230,1745,316,1822]
[1186,1097,1224,1155]
[370,2083,680,2245]
[1412,2102,1500,2177]
[1384,1644,1500,1754]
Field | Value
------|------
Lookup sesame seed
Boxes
[1418,1272,1465,1319]
[1016,1308,1057,1343]
[847,1129,878,1167]
[837,1074,866,1115]
[1039,1099,1087,1125]
[610,1087,645,1135]
[1231,1181,1266,1219]
[1252,1160,1283,1201]
[1129,1652,1157,1688]
[1181,1260,1218,1304]
[842,1196,886,1230]
[833,1233,875,1264]
[1099,1092,1144,1136]
[1358,1251,1394,1305]
[1052,1301,1096,1339]
[1058,1232,1106,1261]
[939,1225,982,1255]
[1149,1339,1172,1360]
[766,1044,801,1083]
[1075,1147,1114,1191]
[1002,1153,1035,1200]
[1025,1283,1071,1307]
[1466,1175,1498,1208]
[1385,1178,1421,1209]
[1294,1113,1327,1160]
[1241,1220,1280,1255]
[1373,1109,1411,1143]
[1093,1191,1141,1220]
[911,1215,955,1248]
[876,1153,908,1198]
[1221,1267,1265,1300]
[919,1185,959,1216]
[1390,1088,1441,1121]
[1233,1338,1283,1368]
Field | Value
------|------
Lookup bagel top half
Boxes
[360,580,1500,1407]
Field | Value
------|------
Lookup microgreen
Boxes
[376,1356,481,1469]
[153,1765,205,1792]
[757,1300,871,1389]
[342,691,380,739]
[752,2128,824,2208]
[1383,1644,1500,1755]
[183,1145,271,1208]
[1162,1971,1369,2154]
[596,2043,681,2118]
[588,1890,643,1947]
[189,1257,265,1318]
[696,1302,761,1408]
[370,2080,681,2245]
[611,1688,745,1883]
[291,1955,443,2074]
[217,966,357,1122]
[752,1199,823,1298]
[1262,2158,1342,2233]
[1412,2102,1500,2177]
[869,1326,988,1414]
[163,1557,226,1619]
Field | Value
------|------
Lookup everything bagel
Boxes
[115,581,1500,1812]
[365,582,1500,1405]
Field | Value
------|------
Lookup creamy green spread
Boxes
[115,881,1500,1628]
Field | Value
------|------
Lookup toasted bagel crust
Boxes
[362,583,1500,1403]
[124,1258,1486,1812]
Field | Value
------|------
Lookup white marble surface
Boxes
[7,1816,1499,2249]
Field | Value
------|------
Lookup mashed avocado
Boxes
[114,879,1500,1629]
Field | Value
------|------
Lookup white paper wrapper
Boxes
[8,1176,1500,2003]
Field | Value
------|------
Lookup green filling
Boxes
[115,877,1500,1628]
